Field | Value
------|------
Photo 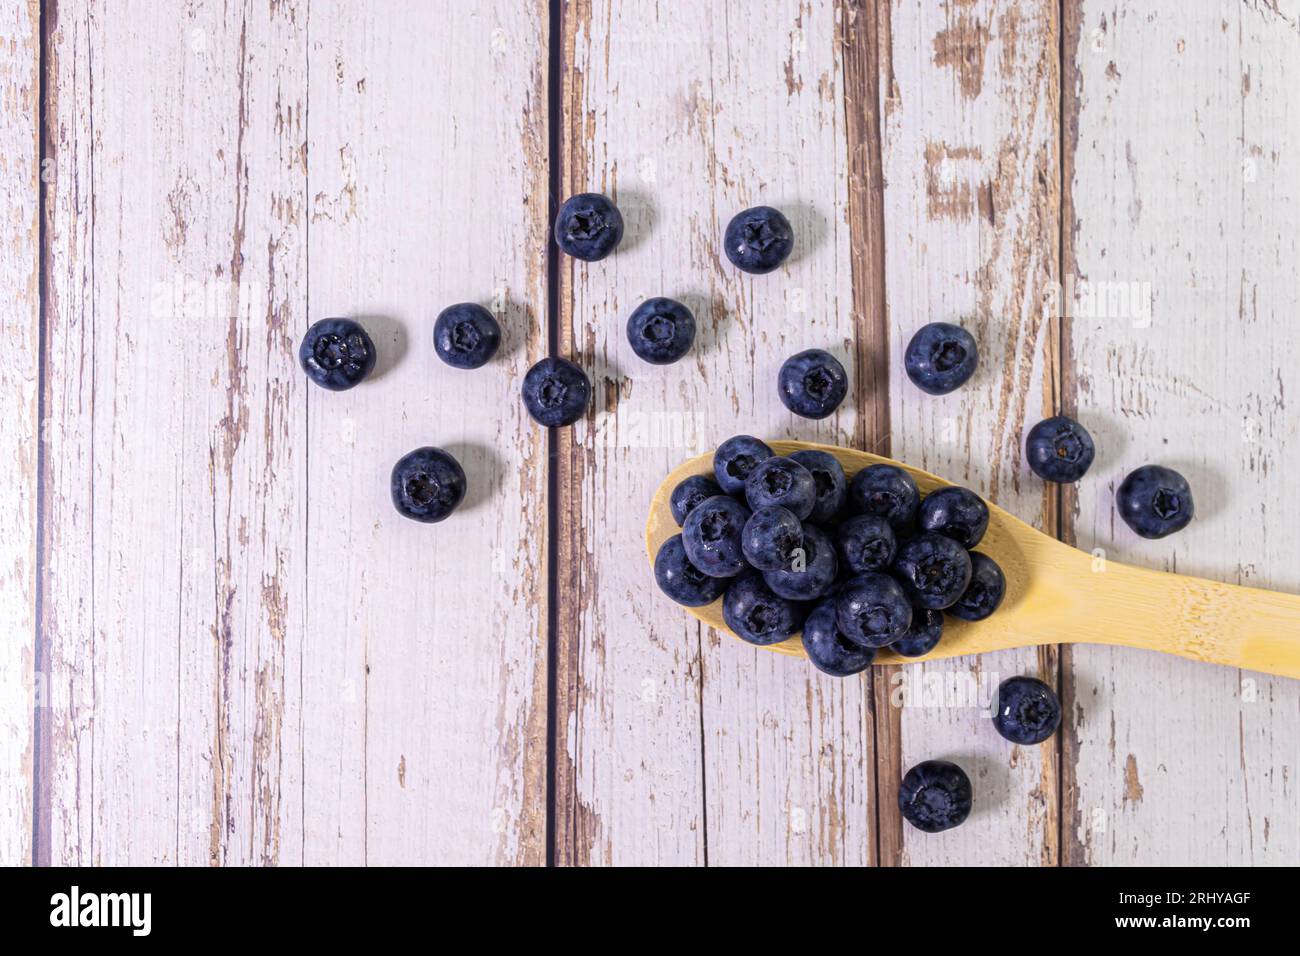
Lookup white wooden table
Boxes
[2,0,1296,866]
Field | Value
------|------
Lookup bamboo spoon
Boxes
[644,440,1300,678]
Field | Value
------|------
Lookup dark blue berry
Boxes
[433,303,501,369]
[555,192,623,261]
[1026,415,1095,483]
[723,205,793,274]
[1116,464,1194,539]
[848,463,920,534]
[390,447,466,523]
[918,486,990,549]
[993,675,1061,745]
[835,572,912,648]
[893,532,973,610]
[835,514,897,574]
[299,318,377,391]
[802,600,875,677]
[681,495,752,578]
[723,573,806,646]
[744,457,817,519]
[891,608,944,658]
[763,524,838,601]
[788,450,847,524]
[713,435,774,495]
[948,551,1006,621]
[778,349,848,419]
[627,297,695,365]
[741,506,804,572]
[899,760,972,833]
[670,475,723,526]
[522,356,590,427]
[654,534,727,607]
[904,322,979,395]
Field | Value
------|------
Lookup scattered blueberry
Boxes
[893,532,973,610]
[898,760,973,833]
[522,356,591,427]
[802,600,875,677]
[835,572,913,648]
[681,495,752,578]
[848,463,920,534]
[299,318,377,391]
[992,676,1062,745]
[891,608,944,658]
[918,486,990,549]
[948,551,1006,621]
[1026,415,1095,483]
[723,573,806,646]
[723,205,793,274]
[654,534,727,607]
[627,297,696,365]
[1116,464,1195,539]
[764,523,838,601]
[744,456,817,520]
[778,349,848,420]
[904,322,979,396]
[433,303,501,369]
[554,192,624,261]
[713,435,775,495]
[742,506,804,571]
[670,475,724,526]
[788,450,847,524]
[390,447,466,523]
[834,514,897,574]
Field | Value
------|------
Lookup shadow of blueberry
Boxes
[441,441,505,515]
[777,199,827,268]
[352,313,407,382]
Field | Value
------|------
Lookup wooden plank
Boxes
[304,1,549,865]
[556,0,873,865]
[879,0,1061,864]
[1065,0,1300,864]
[0,0,38,866]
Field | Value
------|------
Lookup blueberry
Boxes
[904,322,978,395]
[723,205,793,274]
[1026,415,1095,483]
[390,447,467,523]
[713,435,775,495]
[654,534,728,607]
[918,486,990,549]
[891,608,944,658]
[835,572,912,648]
[948,551,1006,621]
[848,463,920,534]
[893,532,973,610]
[433,303,501,369]
[802,600,875,677]
[744,456,817,519]
[522,356,591,427]
[554,192,624,261]
[788,450,847,524]
[834,514,897,574]
[299,318,377,391]
[763,524,838,601]
[992,675,1061,745]
[778,349,848,419]
[722,573,806,646]
[626,297,695,365]
[898,760,973,833]
[1116,464,1195,539]
[670,475,724,526]
[681,495,752,578]
[742,506,804,572]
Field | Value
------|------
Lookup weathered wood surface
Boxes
[1064,0,1300,865]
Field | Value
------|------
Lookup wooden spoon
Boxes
[644,439,1300,677]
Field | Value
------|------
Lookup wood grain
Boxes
[0,0,38,866]
[1065,0,1300,864]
